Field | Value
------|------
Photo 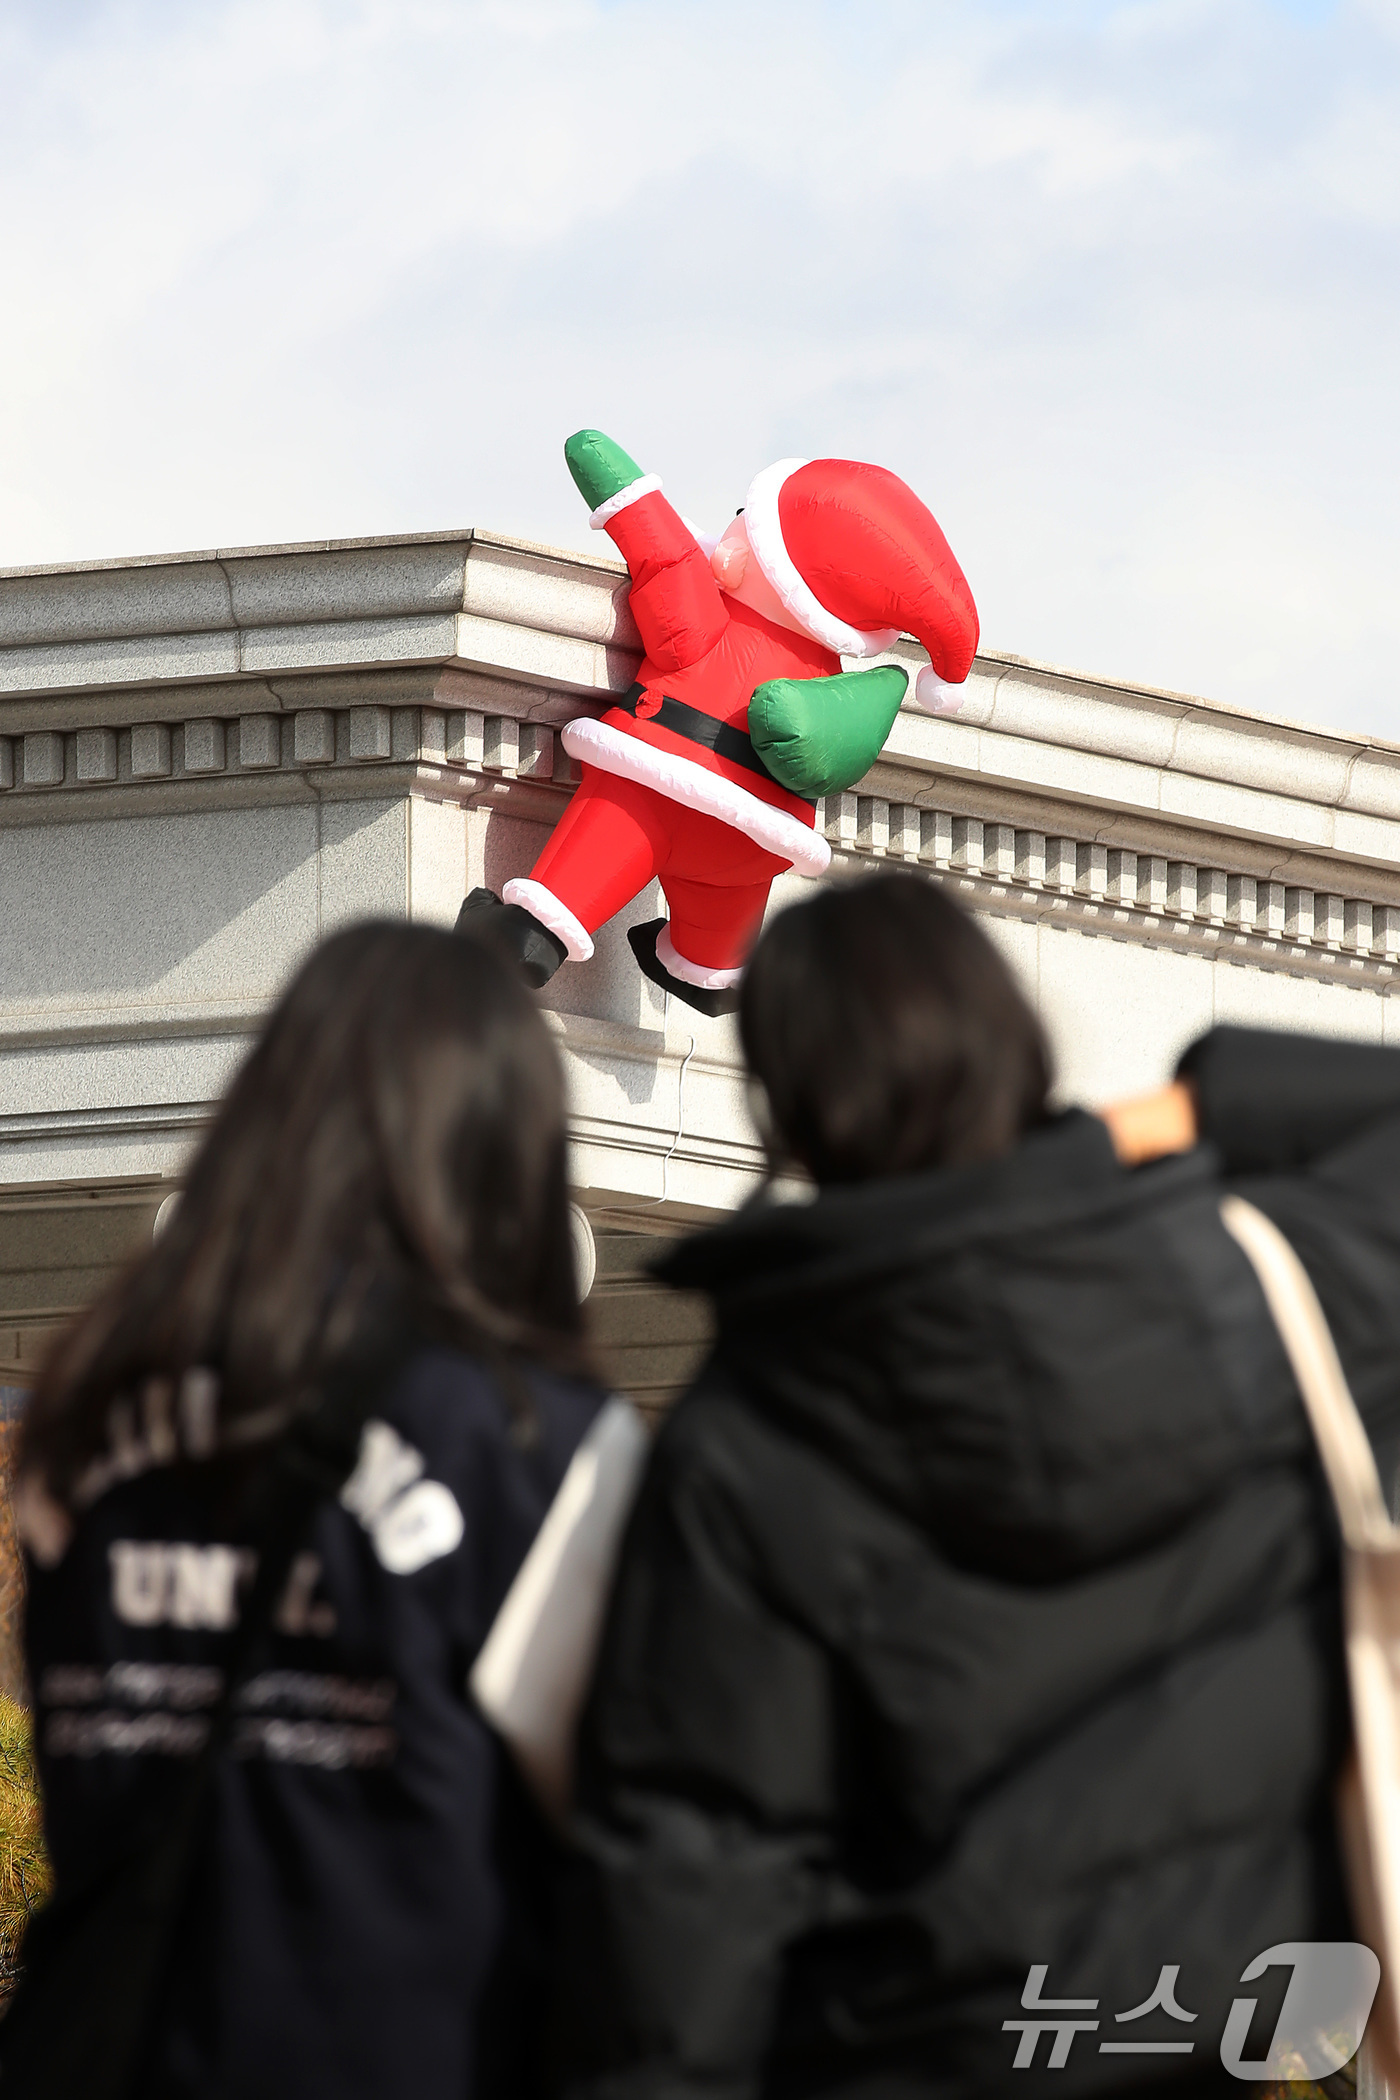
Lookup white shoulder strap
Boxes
[1220,1196,1393,1551]
[470,1395,649,1820]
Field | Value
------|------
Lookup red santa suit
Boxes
[502,451,978,999]
[506,488,835,993]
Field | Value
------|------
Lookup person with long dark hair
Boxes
[564,869,1400,2097]
[10,921,601,2100]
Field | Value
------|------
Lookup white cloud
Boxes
[1,0,1398,739]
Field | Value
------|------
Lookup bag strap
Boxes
[1219,1195,1393,1550]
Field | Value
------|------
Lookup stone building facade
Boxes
[4,527,1400,1407]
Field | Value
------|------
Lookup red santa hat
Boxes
[743,457,980,694]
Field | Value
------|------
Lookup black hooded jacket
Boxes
[565,1028,1400,2099]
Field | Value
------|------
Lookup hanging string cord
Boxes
[654,1022,697,1206]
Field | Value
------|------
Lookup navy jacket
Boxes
[26,1347,599,2100]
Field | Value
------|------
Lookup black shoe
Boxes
[456,887,568,990]
[627,919,741,1017]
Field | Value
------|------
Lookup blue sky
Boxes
[2,0,1399,738]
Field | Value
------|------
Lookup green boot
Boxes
[564,429,648,513]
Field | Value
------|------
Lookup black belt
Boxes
[611,683,814,807]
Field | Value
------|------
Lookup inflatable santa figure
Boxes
[461,430,979,1014]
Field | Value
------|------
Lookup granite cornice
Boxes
[5,525,1400,873]
[883,647,1400,836]
[0,526,625,586]
[0,530,638,662]
[0,530,641,728]
[0,665,580,738]
[0,536,468,649]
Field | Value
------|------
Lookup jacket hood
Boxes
[653,1113,1294,1576]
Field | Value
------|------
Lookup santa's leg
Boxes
[627,873,776,1018]
[461,769,671,986]
[624,805,788,1016]
[523,768,675,934]
[657,873,774,980]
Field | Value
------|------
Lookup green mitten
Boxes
[749,665,909,799]
[564,429,647,513]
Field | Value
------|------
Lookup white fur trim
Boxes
[744,459,900,661]
[501,878,595,961]
[914,665,964,716]
[656,927,744,990]
[561,718,831,878]
[589,474,663,531]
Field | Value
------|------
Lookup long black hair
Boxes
[740,870,1051,1185]
[23,921,587,1510]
